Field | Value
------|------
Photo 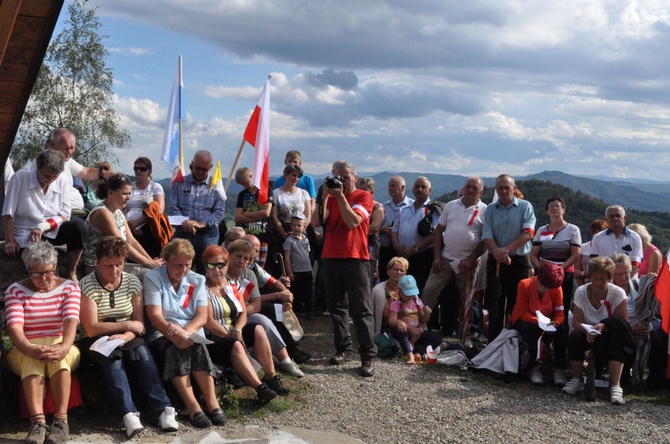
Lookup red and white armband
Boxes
[35,218,62,232]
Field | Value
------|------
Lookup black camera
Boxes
[326,175,346,189]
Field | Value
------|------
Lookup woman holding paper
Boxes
[144,238,226,428]
[563,256,630,405]
[80,236,178,438]
[202,244,289,404]
[511,261,568,386]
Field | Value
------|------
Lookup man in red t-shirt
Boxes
[315,161,377,377]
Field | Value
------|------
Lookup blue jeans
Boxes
[88,344,171,419]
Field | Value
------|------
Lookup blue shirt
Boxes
[143,266,208,341]
[380,195,414,247]
[273,174,317,199]
[482,197,536,256]
[169,173,226,229]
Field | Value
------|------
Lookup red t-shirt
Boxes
[322,189,372,260]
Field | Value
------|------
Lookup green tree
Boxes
[10,0,130,168]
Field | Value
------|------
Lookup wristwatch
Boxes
[98,166,105,180]
[232,328,242,334]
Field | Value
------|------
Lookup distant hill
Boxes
[522,171,669,212]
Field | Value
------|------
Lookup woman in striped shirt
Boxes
[79,237,177,438]
[5,242,80,444]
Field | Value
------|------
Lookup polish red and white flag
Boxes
[243,76,271,204]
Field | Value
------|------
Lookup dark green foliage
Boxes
[11,0,130,168]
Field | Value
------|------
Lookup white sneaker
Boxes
[279,360,305,378]
[158,406,179,432]
[463,338,474,349]
[562,377,585,395]
[530,366,544,385]
[610,386,625,405]
[122,412,144,438]
[553,369,567,387]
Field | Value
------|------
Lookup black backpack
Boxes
[417,201,444,237]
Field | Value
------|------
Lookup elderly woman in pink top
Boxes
[5,242,80,444]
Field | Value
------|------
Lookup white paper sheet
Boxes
[89,336,125,357]
[581,323,601,336]
[168,215,189,226]
[189,333,214,345]
[536,310,557,332]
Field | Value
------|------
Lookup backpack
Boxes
[417,201,444,237]
[374,333,400,359]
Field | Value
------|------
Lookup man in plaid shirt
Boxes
[170,150,226,273]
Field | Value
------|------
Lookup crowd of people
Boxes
[2,127,669,443]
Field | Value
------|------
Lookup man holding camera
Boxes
[314,161,377,377]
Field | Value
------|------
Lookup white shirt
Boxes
[573,283,626,325]
[62,157,85,210]
[126,180,165,222]
[4,160,14,184]
[439,198,487,260]
[273,188,310,224]
[590,227,643,266]
[393,200,433,251]
[2,168,71,247]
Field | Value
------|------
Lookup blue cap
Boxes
[398,275,419,296]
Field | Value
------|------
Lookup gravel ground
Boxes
[225,349,670,444]
[3,316,670,443]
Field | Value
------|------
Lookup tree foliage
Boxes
[435,178,670,253]
[11,0,130,168]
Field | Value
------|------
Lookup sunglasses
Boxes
[133,166,149,172]
[28,268,56,279]
[206,262,228,270]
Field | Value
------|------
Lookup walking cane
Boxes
[275,253,303,340]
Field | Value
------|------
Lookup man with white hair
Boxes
[45,128,116,210]
[378,175,414,282]
[589,205,643,277]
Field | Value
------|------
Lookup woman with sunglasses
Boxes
[79,237,178,438]
[82,174,163,277]
[5,242,80,444]
[201,244,286,404]
[126,157,165,258]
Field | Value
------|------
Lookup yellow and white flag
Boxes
[210,160,227,200]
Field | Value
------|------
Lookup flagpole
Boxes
[225,138,246,193]
[177,55,183,178]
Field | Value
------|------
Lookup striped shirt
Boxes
[5,280,80,339]
[206,286,245,332]
[80,271,142,324]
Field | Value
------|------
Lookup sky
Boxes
[63,0,670,181]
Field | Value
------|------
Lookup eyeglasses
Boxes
[547,205,563,210]
[206,262,228,270]
[28,268,56,279]
[614,272,630,277]
[193,165,210,173]
[133,166,149,172]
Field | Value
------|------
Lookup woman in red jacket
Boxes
[511,261,568,386]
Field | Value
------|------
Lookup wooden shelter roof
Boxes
[0,0,64,171]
